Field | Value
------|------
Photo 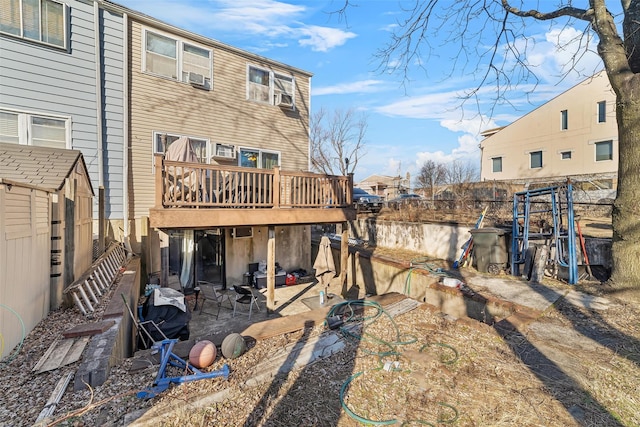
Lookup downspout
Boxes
[122,12,132,253]
[307,76,312,172]
[94,2,105,252]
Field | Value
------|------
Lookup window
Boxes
[0,109,68,148]
[530,151,543,169]
[213,143,236,159]
[232,227,253,239]
[239,148,280,168]
[595,140,613,161]
[597,101,606,123]
[0,0,67,48]
[247,65,295,108]
[491,157,502,173]
[561,110,568,130]
[143,29,212,89]
[153,132,209,163]
[561,151,572,160]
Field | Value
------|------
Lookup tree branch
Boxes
[501,1,593,21]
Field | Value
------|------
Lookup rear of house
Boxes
[0,0,127,249]
[125,12,353,293]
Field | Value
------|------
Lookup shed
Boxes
[0,143,94,359]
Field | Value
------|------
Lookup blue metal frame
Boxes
[137,339,230,399]
[511,184,578,284]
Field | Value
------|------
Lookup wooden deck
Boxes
[149,154,356,228]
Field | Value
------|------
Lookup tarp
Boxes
[165,136,205,202]
[142,288,191,342]
[165,136,199,163]
[313,236,336,287]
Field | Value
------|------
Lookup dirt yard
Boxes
[1,263,638,426]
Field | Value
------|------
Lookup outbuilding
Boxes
[0,143,94,359]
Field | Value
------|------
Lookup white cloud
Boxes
[121,0,356,53]
[313,79,386,96]
[297,25,357,52]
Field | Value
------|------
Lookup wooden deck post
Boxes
[154,154,164,208]
[272,166,281,208]
[267,225,276,311]
[340,222,349,297]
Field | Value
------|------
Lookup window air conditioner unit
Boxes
[188,72,206,87]
[214,143,236,159]
[276,92,294,109]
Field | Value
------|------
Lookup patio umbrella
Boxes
[313,236,336,288]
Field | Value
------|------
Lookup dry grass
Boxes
[2,264,637,427]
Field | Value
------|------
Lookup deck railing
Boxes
[154,154,353,209]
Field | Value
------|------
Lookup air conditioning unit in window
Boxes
[276,92,294,110]
[213,143,236,159]
[188,72,206,88]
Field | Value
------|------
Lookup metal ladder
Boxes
[64,242,128,315]
[511,184,578,284]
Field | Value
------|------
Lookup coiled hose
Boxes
[327,300,459,425]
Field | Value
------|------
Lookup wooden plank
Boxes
[62,337,90,366]
[33,337,89,374]
[33,339,74,373]
[242,293,407,341]
[62,320,115,338]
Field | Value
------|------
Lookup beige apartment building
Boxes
[480,71,618,187]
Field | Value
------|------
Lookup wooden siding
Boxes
[128,20,311,220]
[0,184,51,359]
[0,1,126,220]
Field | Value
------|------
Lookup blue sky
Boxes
[117,0,605,184]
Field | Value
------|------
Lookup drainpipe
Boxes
[307,77,312,171]
[122,12,132,253]
[94,2,105,253]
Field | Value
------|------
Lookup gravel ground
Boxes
[1,273,638,426]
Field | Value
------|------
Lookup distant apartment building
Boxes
[480,71,618,188]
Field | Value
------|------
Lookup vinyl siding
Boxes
[100,8,125,219]
[0,1,126,220]
[0,184,50,359]
[129,20,311,219]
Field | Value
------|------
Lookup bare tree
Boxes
[337,0,640,288]
[310,108,368,176]
[445,159,480,185]
[416,159,447,200]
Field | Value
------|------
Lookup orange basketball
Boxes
[189,340,217,368]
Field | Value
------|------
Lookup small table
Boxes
[301,293,345,310]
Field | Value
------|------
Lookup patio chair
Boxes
[197,281,232,319]
[121,293,169,350]
[232,284,260,320]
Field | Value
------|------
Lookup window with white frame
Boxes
[0,109,68,148]
[595,140,613,161]
[247,65,295,107]
[561,151,572,160]
[143,29,212,89]
[491,157,502,173]
[239,147,280,168]
[153,132,209,163]
[530,151,543,169]
[0,0,67,48]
